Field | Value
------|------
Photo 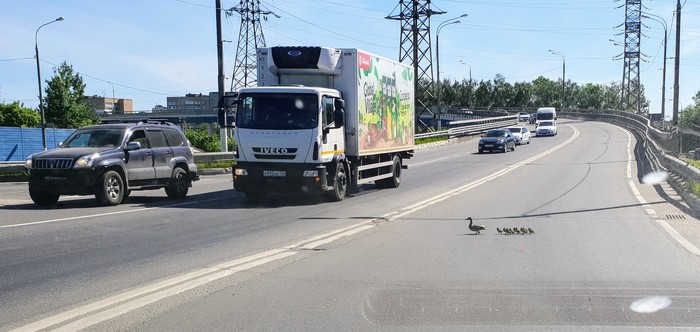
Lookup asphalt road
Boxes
[2,120,700,331]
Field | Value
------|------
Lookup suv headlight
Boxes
[74,153,100,168]
[25,157,33,170]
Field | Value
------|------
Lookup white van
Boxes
[535,107,557,126]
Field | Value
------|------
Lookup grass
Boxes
[688,180,700,197]
[681,157,700,169]
[0,172,29,182]
[416,136,449,145]
[196,160,236,169]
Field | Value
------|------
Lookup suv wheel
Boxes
[96,170,124,206]
[165,167,189,199]
[29,188,59,206]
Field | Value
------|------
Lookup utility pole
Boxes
[216,0,227,151]
[672,0,681,126]
[386,0,444,133]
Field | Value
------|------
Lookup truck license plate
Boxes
[263,171,286,177]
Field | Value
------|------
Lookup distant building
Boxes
[167,93,212,112]
[85,96,134,114]
[151,104,168,112]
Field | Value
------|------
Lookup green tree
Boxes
[0,101,41,127]
[530,76,558,107]
[43,61,98,128]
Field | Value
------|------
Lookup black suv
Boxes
[25,120,199,206]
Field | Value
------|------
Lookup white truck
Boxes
[231,46,415,202]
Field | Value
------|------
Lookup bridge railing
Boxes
[415,115,518,140]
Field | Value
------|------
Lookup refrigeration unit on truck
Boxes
[230,46,415,202]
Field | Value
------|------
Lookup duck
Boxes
[520,227,528,234]
[528,228,535,235]
[505,228,513,235]
[497,227,503,235]
[466,217,486,235]
[513,228,520,234]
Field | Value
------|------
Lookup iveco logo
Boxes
[287,51,302,57]
[261,147,289,154]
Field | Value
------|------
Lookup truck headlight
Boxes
[235,168,248,176]
[74,153,99,168]
[303,170,319,177]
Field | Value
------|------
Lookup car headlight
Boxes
[25,157,33,169]
[235,168,248,176]
[74,153,100,168]
[497,139,504,143]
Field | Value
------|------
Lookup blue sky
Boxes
[1,0,698,118]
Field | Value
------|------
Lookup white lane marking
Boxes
[402,125,580,213]
[12,126,583,331]
[10,248,293,332]
[409,156,451,167]
[0,197,227,230]
[656,220,700,256]
[299,225,375,250]
[621,127,699,256]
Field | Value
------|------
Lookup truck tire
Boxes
[29,187,59,206]
[376,155,402,189]
[95,170,124,206]
[165,167,189,199]
[326,162,347,202]
[245,192,266,203]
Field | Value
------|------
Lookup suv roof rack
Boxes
[138,119,173,125]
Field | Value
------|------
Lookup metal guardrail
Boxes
[415,115,519,140]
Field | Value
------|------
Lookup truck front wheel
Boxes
[326,162,347,202]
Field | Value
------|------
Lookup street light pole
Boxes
[642,13,668,124]
[35,16,64,151]
[435,14,467,131]
[459,60,472,107]
[548,49,565,110]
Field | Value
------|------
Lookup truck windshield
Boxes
[236,93,318,130]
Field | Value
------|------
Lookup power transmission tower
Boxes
[387,0,444,133]
[228,0,275,92]
[619,0,643,114]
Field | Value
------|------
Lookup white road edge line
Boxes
[12,125,583,332]
[656,220,700,256]
[621,127,699,256]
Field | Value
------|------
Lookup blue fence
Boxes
[0,127,75,162]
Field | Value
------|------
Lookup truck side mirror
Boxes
[217,93,238,128]
[334,99,345,127]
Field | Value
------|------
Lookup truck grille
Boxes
[35,158,74,169]
[252,147,297,160]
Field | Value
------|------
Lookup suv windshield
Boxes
[236,93,318,130]
[62,129,125,148]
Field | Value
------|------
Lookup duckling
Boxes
[513,228,520,234]
[497,227,503,235]
[528,228,535,235]
[503,228,510,234]
[466,217,486,235]
[520,227,528,234]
